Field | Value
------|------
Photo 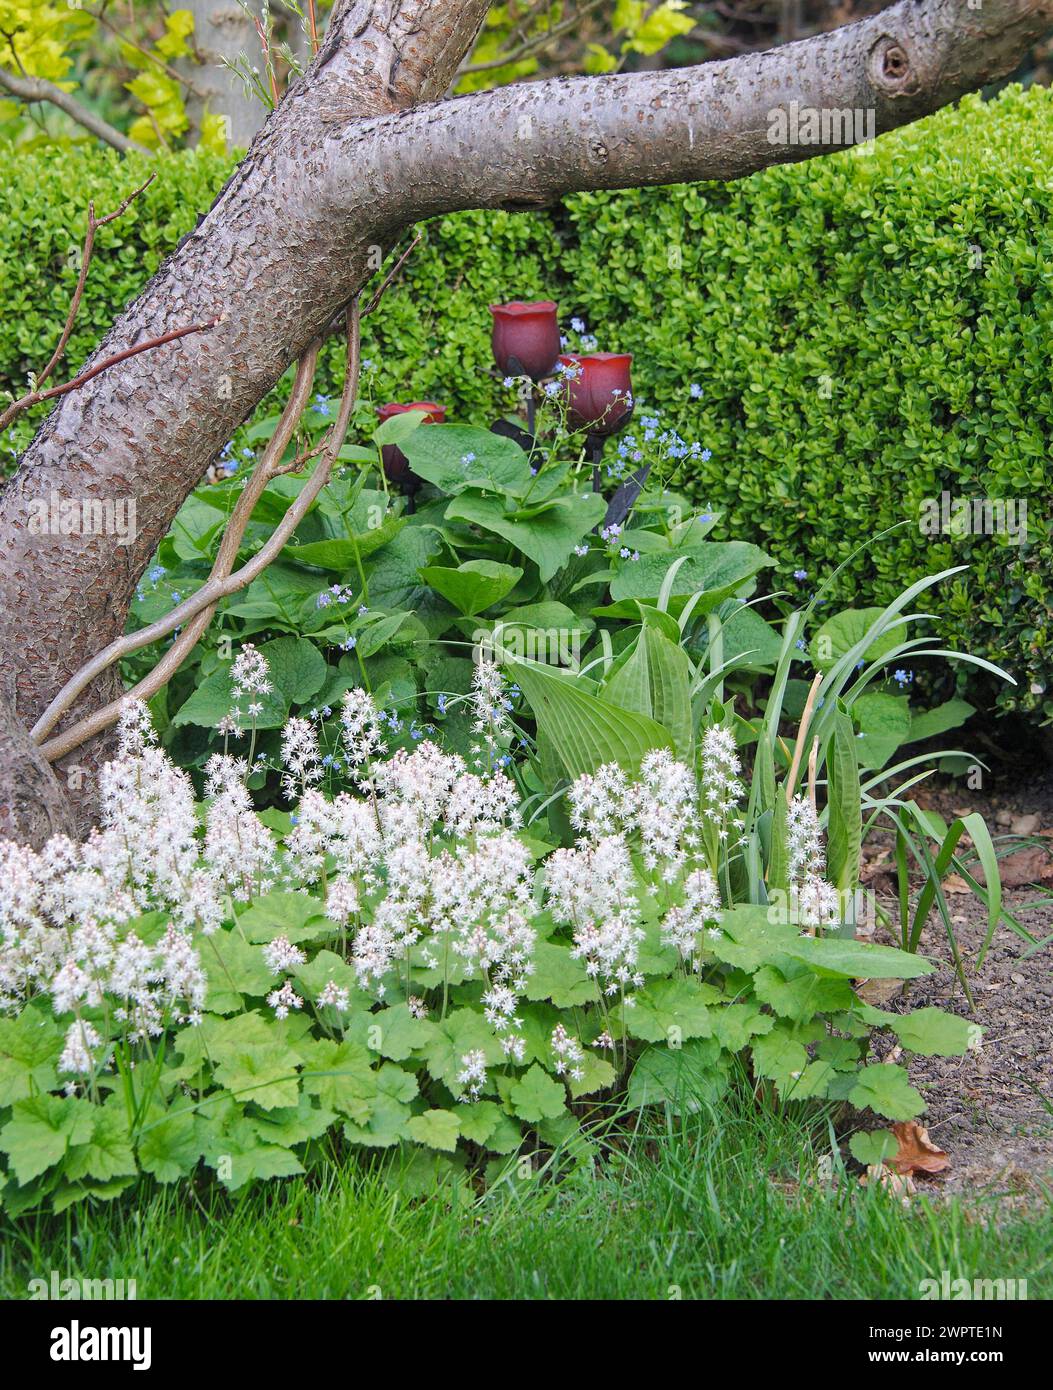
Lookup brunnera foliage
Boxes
[7,83,1050,717]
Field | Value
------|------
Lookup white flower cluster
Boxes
[786,795,843,931]
[0,706,215,1073]
[220,642,273,735]
[699,725,746,835]
[560,749,721,979]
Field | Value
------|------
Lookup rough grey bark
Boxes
[181,0,267,149]
[0,0,1049,839]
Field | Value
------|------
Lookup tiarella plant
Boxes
[0,680,980,1214]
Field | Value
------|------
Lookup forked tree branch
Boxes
[0,66,151,155]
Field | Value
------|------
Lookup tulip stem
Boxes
[588,433,605,498]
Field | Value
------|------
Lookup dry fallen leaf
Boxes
[861,1164,915,1203]
[854,977,904,1006]
[887,1121,949,1178]
[942,873,971,895]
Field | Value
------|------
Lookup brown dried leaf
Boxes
[855,977,904,1006]
[860,1164,915,1202]
[888,1121,949,1177]
[942,873,971,895]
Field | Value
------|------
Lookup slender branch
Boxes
[0,319,218,435]
[90,8,205,95]
[0,66,151,155]
[362,230,423,315]
[30,347,322,747]
[36,312,362,763]
[32,175,157,401]
[456,0,608,76]
[32,223,421,755]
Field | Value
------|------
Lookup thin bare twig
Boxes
[33,175,157,403]
[0,318,219,435]
[31,346,322,747]
[36,310,362,763]
[362,230,423,315]
[91,8,205,96]
[786,672,825,804]
[456,0,609,76]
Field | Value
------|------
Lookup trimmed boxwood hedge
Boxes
[4,84,1052,722]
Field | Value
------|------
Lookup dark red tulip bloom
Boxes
[490,301,561,382]
[376,401,446,486]
[558,353,633,436]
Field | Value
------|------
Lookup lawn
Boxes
[3,1089,1049,1301]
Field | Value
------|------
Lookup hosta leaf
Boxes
[707,904,799,972]
[781,935,934,980]
[826,706,862,894]
[508,654,674,779]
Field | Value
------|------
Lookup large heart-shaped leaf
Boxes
[599,542,772,618]
[400,425,533,497]
[418,560,523,616]
[447,491,606,583]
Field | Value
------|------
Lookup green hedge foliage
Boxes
[4,84,1051,721]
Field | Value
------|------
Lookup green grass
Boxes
[2,1091,1049,1299]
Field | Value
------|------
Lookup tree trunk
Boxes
[0,0,1048,840]
[182,0,268,149]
